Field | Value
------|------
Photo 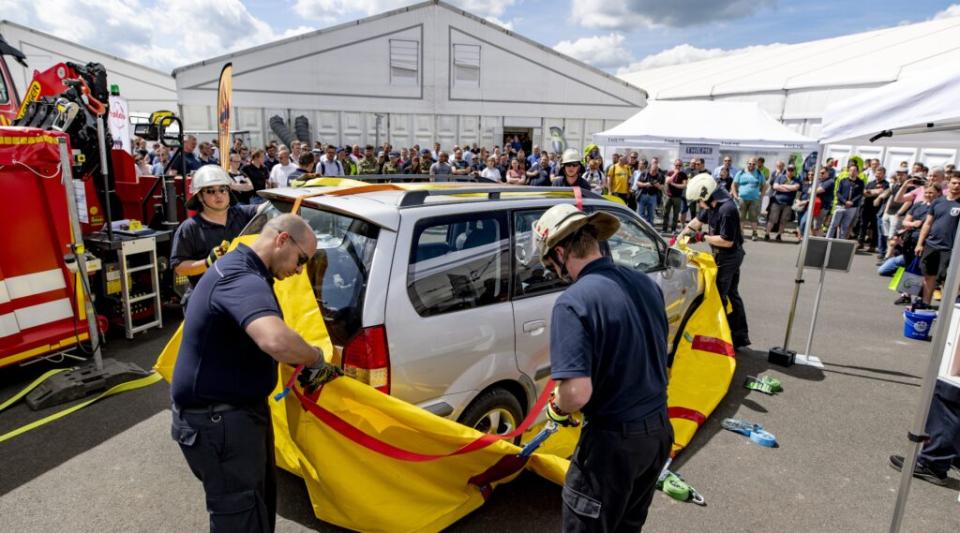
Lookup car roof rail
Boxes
[397,186,604,208]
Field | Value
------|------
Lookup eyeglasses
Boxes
[202,186,230,195]
[286,233,311,266]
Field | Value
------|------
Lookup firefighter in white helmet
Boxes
[533,202,672,532]
[171,164,260,306]
[678,172,751,349]
[551,148,592,188]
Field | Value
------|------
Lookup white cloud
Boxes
[293,0,516,21]
[616,42,783,74]
[3,0,316,71]
[933,4,960,19]
[554,33,633,70]
[572,0,776,30]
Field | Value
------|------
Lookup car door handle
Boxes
[522,320,546,333]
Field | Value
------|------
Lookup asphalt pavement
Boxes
[1,235,958,532]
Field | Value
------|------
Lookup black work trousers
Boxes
[562,410,673,533]
[715,248,750,347]
[918,380,960,477]
[172,401,277,533]
[857,207,880,248]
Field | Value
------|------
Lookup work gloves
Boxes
[205,240,230,267]
[545,389,580,427]
[298,358,344,393]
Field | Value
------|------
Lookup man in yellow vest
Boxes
[605,153,635,210]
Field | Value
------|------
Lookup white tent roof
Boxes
[617,16,960,122]
[820,69,960,148]
[592,100,817,151]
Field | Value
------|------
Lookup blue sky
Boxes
[3,0,959,73]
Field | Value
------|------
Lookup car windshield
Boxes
[241,200,379,345]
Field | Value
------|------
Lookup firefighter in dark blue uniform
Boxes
[170,213,339,532]
[679,172,751,349]
[170,165,258,306]
[533,204,673,532]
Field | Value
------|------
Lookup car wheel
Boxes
[458,388,524,443]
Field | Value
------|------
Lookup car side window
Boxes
[603,210,663,273]
[407,212,509,317]
[513,210,568,297]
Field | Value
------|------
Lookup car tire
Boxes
[458,387,524,444]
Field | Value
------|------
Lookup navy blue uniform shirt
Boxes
[549,256,668,424]
[171,204,258,290]
[171,244,282,407]
[924,197,960,251]
[552,176,591,189]
[697,191,744,255]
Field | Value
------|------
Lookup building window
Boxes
[453,44,480,88]
[390,39,419,86]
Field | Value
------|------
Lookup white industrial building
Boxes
[619,15,960,169]
[0,20,178,114]
[173,0,645,153]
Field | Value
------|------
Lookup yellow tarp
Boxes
[155,239,733,532]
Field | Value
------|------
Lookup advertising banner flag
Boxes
[217,63,232,171]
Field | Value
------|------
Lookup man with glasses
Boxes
[172,166,260,306]
[713,156,734,181]
[172,213,339,532]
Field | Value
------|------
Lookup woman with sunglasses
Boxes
[171,165,260,307]
[552,149,591,189]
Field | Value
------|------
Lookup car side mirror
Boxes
[666,246,687,269]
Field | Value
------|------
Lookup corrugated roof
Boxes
[619,15,960,100]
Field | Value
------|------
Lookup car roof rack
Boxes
[397,186,605,208]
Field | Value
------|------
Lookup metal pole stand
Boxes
[24,138,150,411]
[795,240,831,368]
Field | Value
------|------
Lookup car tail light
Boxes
[342,325,390,394]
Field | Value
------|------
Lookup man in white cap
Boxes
[533,203,671,532]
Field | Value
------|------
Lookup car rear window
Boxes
[241,200,379,345]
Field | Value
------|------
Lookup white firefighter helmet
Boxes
[561,148,581,166]
[187,165,234,210]
[685,172,717,203]
[532,204,619,268]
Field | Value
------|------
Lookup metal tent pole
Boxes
[888,230,960,532]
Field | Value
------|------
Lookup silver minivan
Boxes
[244,185,702,435]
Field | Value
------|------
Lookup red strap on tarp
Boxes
[292,378,556,462]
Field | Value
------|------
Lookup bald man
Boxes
[171,214,336,532]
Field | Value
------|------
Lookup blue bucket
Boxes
[903,309,937,340]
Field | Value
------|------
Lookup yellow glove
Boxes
[205,240,230,267]
[545,390,580,427]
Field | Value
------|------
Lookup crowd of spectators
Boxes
[134,135,958,300]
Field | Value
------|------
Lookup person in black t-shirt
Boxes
[678,173,750,349]
[663,159,687,234]
[915,175,960,306]
[241,150,271,204]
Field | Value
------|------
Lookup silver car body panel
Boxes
[264,188,702,423]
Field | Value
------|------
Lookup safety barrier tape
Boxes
[292,378,556,462]
[0,371,162,444]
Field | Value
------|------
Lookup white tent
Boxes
[814,69,960,532]
[820,69,960,149]
[592,100,818,152]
